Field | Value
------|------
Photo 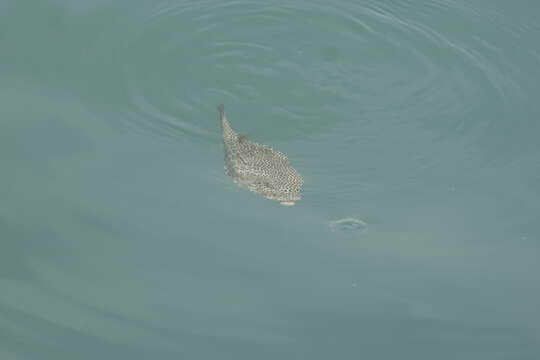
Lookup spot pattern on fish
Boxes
[219,104,303,205]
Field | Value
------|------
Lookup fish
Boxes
[219,104,303,206]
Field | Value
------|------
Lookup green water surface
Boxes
[1,0,539,359]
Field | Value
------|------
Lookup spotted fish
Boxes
[219,104,303,206]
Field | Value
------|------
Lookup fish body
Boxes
[219,104,303,205]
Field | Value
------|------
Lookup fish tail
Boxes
[218,104,225,119]
[219,104,236,140]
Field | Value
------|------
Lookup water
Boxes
[1,0,539,358]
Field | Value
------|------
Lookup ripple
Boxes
[78,0,539,188]
[328,217,368,233]
[286,1,538,205]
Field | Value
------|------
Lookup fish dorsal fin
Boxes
[237,133,248,142]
